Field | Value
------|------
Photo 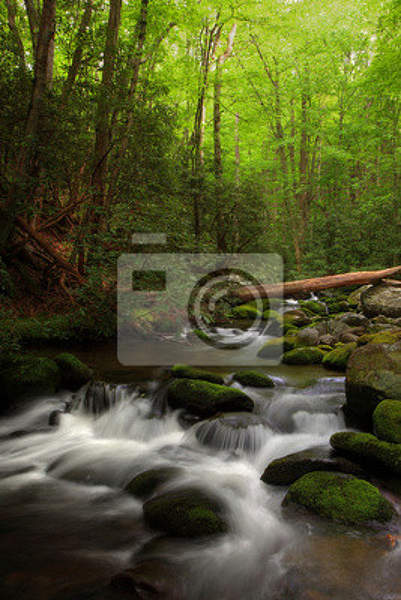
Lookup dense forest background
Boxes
[1,0,401,318]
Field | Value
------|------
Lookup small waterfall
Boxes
[194,413,274,453]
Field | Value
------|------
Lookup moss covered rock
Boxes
[345,341,401,423]
[171,364,224,385]
[322,342,357,372]
[143,488,228,537]
[54,353,92,391]
[261,446,366,486]
[373,400,401,443]
[230,304,261,320]
[125,467,181,499]
[0,356,61,407]
[283,471,394,525]
[167,378,253,417]
[299,300,327,316]
[283,309,311,328]
[233,370,274,388]
[361,284,401,318]
[330,431,401,477]
[282,346,324,365]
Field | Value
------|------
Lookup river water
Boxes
[1,363,401,600]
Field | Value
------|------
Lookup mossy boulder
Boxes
[54,353,92,391]
[330,431,401,477]
[373,400,401,443]
[345,341,401,422]
[283,471,394,525]
[295,327,320,347]
[322,342,357,372]
[167,378,253,417]
[261,446,366,486]
[230,304,261,320]
[171,364,224,385]
[361,284,401,318]
[233,370,274,388]
[283,309,311,328]
[282,346,324,365]
[327,300,351,314]
[125,467,181,499]
[0,356,61,407]
[143,488,228,537]
[299,300,327,316]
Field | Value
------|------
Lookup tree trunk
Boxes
[235,266,401,301]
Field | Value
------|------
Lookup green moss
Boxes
[367,331,401,345]
[299,300,328,316]
[327,300,351,314]
[230,304,261,320]
[283,471,394,525]
[282,346,324,365]
[0,356,61,405]
[54,353,92,391]
[167,378,253,417]
[322,342,357,372]
[330,431,401,477]
[171,364,224,385]
[262,309,283,324]
[143,488,228,537]
[233,370,274,388]
[193,328,210,343]
[283,310,311,328]
[125,467,180,499]
[373,400,401,443]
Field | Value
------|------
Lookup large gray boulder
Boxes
[345,341,401,422]
[361,284,401,318]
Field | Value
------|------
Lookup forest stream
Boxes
[1,343,401,600]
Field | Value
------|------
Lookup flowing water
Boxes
[1,367,401,600]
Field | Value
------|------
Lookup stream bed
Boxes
[1,360,401,600]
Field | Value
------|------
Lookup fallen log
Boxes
[16,216,84,283]
[234,266,401,301]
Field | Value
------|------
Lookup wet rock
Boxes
[54,353,93,391]
[261,445,366,485]
[373,400,401,443]
[361,284,401,318]
[195,412,271,453]
[319,334,335,347]
[283,309,311,328]
[322,343,357,372]
[331,430,401,477]
[345,341,401,423]
[282,347,325,365]
[143,488,228,537]
[339,332,359,344]
[48,409,62,426]
[283,471,394,525]
[110,559,184,600]
[167,378,253,418]
[125,467,181,499]
[233,370,274,388]
[338,313,369,328]
[348,285,371,308]
[171,364,224,385]
[295,327,320,347]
